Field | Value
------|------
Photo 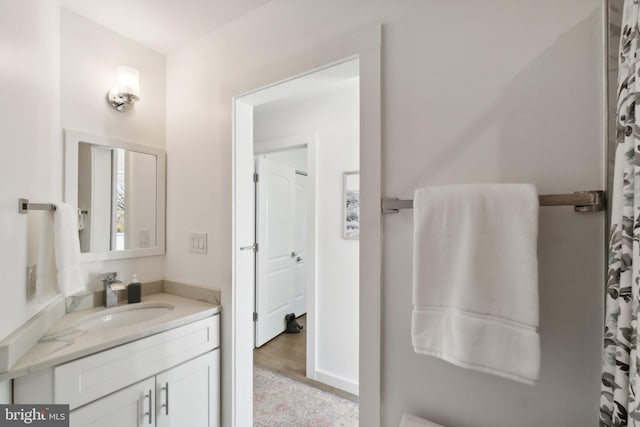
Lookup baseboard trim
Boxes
[314,369,358,395]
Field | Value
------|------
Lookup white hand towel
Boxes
[400,414,444,427]
[27,210,58,304]
[412,184,539,384]
[54,203,86,296]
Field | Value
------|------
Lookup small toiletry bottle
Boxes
[127,274,142,304]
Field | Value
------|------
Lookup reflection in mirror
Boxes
[65,130,165,261]
[77,142,157,253]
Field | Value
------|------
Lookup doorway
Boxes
[231,25,382,427]
[237,60,361,423]
[252,62,360,383]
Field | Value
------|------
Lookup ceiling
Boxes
[59,0,272,55]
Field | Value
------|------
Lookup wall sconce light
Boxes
[106,66,140,112]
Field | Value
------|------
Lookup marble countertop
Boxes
[0,293,220,381]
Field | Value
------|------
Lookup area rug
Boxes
[254,366,359,426]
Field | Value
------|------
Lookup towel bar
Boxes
[381,190,606,214]
[18,198,56,214]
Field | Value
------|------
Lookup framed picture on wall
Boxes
[343,171,360,240]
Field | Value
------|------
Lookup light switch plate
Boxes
[188,232,208,254]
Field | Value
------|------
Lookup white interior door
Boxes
[293,173,307,316]
[255,157,296,347]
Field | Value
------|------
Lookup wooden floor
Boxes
[254,315,357,402]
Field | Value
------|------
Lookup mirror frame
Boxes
[64,129,166,261]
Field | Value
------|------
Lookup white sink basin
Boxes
[76,302,175,331]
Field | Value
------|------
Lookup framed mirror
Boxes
[64,130,166,261]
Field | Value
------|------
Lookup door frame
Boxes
[231,24,381,427]
[254,135,318,378]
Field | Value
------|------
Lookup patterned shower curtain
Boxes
[601,1,640,425]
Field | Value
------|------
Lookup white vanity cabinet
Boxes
[14,314,220,427]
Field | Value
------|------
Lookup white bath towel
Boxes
[400,414,444,427]
[412,184,540,384]
[54,203,86,296]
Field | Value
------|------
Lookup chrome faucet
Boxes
[98,272,126,307]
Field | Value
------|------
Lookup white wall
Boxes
[0,0,61,342]
[0,4,168,342]
[61,9,167,289]
[254,80,359,392]
[166,1,604,426]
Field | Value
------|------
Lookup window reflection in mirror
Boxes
[77,142,157,253]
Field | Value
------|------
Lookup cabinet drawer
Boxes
[55,315,219,410]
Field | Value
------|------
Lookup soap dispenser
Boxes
[127,274,142,304]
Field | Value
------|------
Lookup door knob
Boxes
[291,251,297,257]
[296,256,303,262]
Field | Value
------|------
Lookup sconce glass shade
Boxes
[107,66,140,112]
[117,66,140,98]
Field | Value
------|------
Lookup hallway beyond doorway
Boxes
[254,315,357,402]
